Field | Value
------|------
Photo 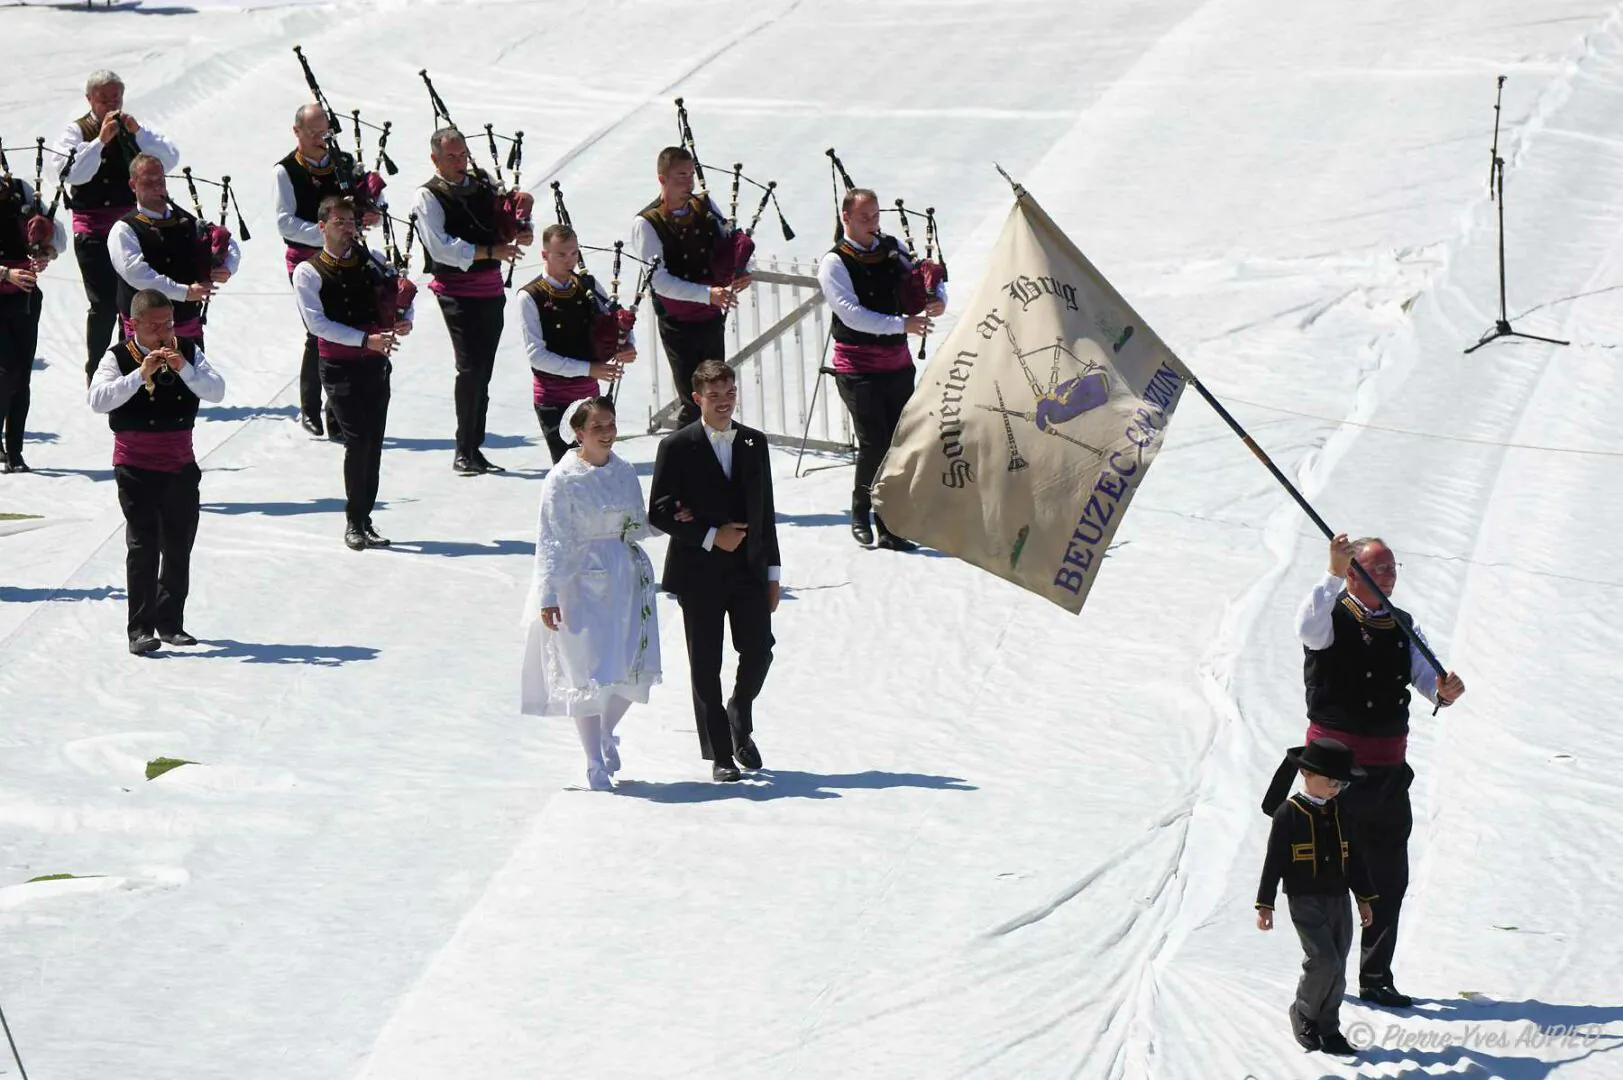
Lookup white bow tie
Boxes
[707,427,736,445]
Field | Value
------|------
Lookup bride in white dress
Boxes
[521,396,662,790]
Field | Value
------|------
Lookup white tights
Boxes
[574,695,632,766]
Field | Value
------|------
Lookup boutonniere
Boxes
[743,437,755,448]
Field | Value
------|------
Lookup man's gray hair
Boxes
[429,126,465,155]
[294,103,327,129]
[130,288,172,319]
[1350,536,1387,559]
[86,69,124,95]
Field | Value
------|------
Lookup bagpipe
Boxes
[0,138,72,258]
[419,70,533,283]
[550,181,654,387]
[169,166,249,321]
[673,96,794,286]
[293,46,397,218]
[371,210,419,329]
[826,147,948,358]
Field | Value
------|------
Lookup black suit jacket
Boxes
[648,420,781,597]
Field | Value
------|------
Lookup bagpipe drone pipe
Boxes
[292,46,398,219]
[673,96,795,288]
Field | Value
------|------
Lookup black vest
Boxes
[422,175,500,274]
[116,207,205,323]
[829,235,908,347]
[68,114,138,212]
[106,337,201,433]
[1303,593,1415,737]
[0,178,28,260]
[521,273,602,362]
[279,150,345,249]
[638,196,718,285]
[309,249,388,332]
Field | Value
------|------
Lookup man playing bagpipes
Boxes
[629,145,754,430]
[274,103,386,441]
[410,126,533,477]
[516,223,637,464]
[108,155,240,350]
[292,195,415,552]
[0,140,69,474]
[816,186,946,550]
[87,289,226,656]
[54,70,181,384]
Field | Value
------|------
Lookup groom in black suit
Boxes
[648,359,782,782]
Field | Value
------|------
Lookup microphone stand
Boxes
[1464,77,1569,354]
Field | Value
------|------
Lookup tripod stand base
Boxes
[1464,319,1570,354]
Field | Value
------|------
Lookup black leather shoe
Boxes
[129,631,160,656]
[344,525,368,551]
[873,516,917,552]
[3,455,29,474]
[1358,984,1413,1009]
[453,455,483,476]
[734,737,763,771]
[851,510,874,546]
[1288,1005,1319,1052]
[712,760,742,783]
[363,523,391,548]
[301,414,324,437]
[1317,1031,1358,1056]
[472,450,505,473]
[157,629,197,646]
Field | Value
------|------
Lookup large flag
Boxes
[871,185,1189,614]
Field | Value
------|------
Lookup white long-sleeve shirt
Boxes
[816,233,948,337]
[4,179,69,255]
[411,178,482,270]
[56,117,179,185]
[107,204,242,300]
[629,193,747,305]
[1296,571,1441,704]
[291,247,416,346]
[515,275,636,378]
[272,158,325,248]
[87,338,225,412]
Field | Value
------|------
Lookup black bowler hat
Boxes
[1286,738,1366,783]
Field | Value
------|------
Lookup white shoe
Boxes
[586,764,614,792]
[601,733,621,775]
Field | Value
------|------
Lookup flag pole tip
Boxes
[993,163,1027,199]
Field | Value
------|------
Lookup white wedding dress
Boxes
[520,451,661,717]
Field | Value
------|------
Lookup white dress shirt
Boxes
[816,232,948,336]
[108,204,242,300]
[56,117,180,185]
[629,193,746,305]
[410,178,480,270]
[4,179,69,254]
[291,247,415,346]
[87,337,225,412]
[272,157,326,248]
[1296,571,1441,703]
[516,274,636,377]
[697,421,780,582]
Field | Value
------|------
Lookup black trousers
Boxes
[534,403,579,464]
[656,315,726,430]
[1288,892,1354,1033]
[835,364,916,515]
[320,356,391,529]
[74,233,124,378]
[0,290,42,461]
[1336,762,1414,987]
[677,569,774,762]
[114,461,201,637]
[437,293,505,458]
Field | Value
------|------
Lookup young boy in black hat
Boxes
[1256,737,1377,1056]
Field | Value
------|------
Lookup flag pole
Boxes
[989,164,1451,709]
